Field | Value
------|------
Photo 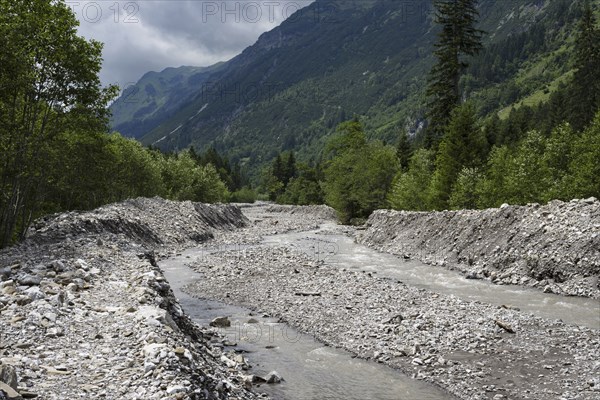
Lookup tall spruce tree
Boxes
[284,152,297,185]
[428,103,487,210]
[272,154,285,184]
[426,0,483,144]
[396,130,413,171]
[571,0,600,131]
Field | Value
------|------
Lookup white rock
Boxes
[143,343,167,358]
[166,385,186,395]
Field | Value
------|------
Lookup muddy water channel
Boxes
[160,248,452,400]
[264,224,600,330]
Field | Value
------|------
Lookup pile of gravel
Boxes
[26,197,247,248]
[0,198,260,400]
[357,199,600,298]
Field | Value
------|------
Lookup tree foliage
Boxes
[191,146,247,192]
[0,0,233,247]
[449,167,482,210]
[323,121,399,223]
[0,0,118,246]
[161,151,229,203]
[388,149,435,211]
[475,116,600,208]
[571,0,600,131]
[426,0,483,141]
[396,130,413,171]
[429,103,487,209]
[564,113,600,198]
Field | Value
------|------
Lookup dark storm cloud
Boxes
[69,1,313,90]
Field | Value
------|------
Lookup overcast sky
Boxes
[70,1,313,91]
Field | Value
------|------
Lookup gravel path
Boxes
[185,203,600,400]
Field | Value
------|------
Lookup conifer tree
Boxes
[426,0,483,144]
[284,152,297,185]
[396,130,413,171]
[571,0,600,131]
[272,154,285,184]
[429,103,487,209]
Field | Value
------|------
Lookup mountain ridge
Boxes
[109,0,589,179]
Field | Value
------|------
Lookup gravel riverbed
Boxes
[1,199,598,400]
[185,203,600,400]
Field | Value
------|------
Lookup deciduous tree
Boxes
[0,0,117,246]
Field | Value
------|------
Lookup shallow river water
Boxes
[263,224,600,330]
[160,223,599,399]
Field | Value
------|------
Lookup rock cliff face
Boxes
[0,198,258,400]
[357,199,600,298]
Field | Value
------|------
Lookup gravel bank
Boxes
[0,198,260,400]
[357,199,600,298]
[184,203,600,400]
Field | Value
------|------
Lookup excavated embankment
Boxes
[0,198,259,400]
[357,199,600,298]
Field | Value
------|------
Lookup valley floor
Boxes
[184,203,600,400]
[0,199,598,400]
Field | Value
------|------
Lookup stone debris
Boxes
[263,371,282,384]
[0,382,21,399]
[184,202,600,400]
[357,199,600,298]
[494,320,515,334]
[0,197,262,400]
[2,197,598,400]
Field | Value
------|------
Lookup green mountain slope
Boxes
[109,63,224,139]
[109,0,592,178]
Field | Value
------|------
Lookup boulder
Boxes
[18,274,41,286]
[0,363,18,390]
[0,268,11,280]
[210,316,231,328]
[263,371,283,384]
[0,382,21,399]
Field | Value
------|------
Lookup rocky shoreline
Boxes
[357,199,600,299]
[184,202,600,400]
[0,198,261,400]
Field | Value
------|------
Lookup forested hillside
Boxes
[111,0,597,182]
[257,0,599,222]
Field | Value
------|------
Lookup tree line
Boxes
[2,0,598,248]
